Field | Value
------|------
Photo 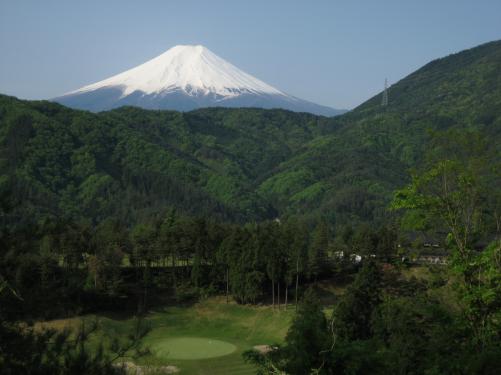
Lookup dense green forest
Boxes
[0,98,335,225]
[262,40,501,222]
[1,41,500,374]
[1,41,500,230]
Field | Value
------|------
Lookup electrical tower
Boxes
[381,78,388,107]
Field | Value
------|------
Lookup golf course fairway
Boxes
[150,337,237,359]
[37,297,298,374]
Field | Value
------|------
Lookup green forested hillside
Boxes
[1,40,500,375]
[258,40,501,225]
[1,40,500,229]
[0,97,338,226]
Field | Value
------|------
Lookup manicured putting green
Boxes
[150,337,237,360]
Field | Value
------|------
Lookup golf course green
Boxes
[150,337,237,359]
[38,297,297,374]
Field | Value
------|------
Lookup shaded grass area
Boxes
[38,296,294,375]
[399,265,434,280]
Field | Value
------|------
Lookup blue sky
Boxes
[1,0,500,109]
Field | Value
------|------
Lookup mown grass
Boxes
[38,296,295,375]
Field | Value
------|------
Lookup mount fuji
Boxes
[53,45,344,116]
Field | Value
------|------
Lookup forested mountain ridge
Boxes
[0,96,336,226]
[1,40,500,229]
[258,40,501,224]
[353,39,501,120]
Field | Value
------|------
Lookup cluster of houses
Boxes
[332,250,448,265]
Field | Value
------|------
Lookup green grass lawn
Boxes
[40,296,295,374]
[149,337,237,360]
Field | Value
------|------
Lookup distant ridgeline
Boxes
[0,40,500,228]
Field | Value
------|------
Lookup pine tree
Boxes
[284,288,330,374]
[130,223,157,313]
[332,260,382,340]
[308,221,329,281]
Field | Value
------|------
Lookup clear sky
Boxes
[1,0,500,109]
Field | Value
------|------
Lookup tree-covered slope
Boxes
[0,96,335,225]
[1,40,500,228]
[353,40,501,122]
[258,40,501,225]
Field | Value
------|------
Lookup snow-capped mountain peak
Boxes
[55,45,344,116]
[70,45,284,98]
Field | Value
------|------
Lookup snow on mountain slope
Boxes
[54,45,344,116]
[70,45,283,97]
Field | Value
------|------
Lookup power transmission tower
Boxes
[381,78,388,107]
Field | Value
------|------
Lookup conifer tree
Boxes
[308,221,329,281]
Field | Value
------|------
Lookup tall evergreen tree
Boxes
[332,260,382,341]
[283,288,330,374]
[308,221,329,281]
[130,223,157,313]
